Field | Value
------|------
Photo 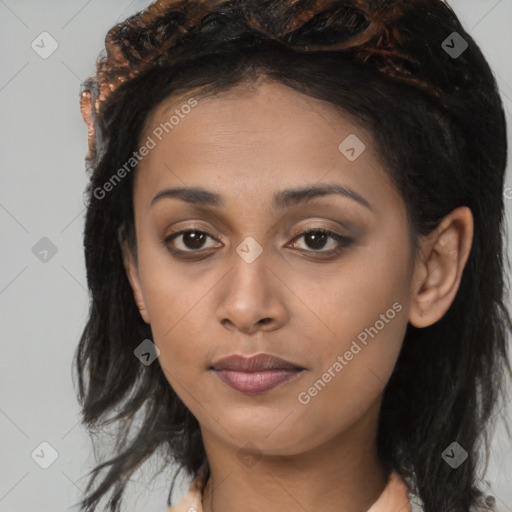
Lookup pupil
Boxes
[184,231,205,249]
[306,232,327,250]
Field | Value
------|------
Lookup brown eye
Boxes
[290,229,352,254]
[164,229,221,252]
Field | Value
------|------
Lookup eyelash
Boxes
[162,227,353,259]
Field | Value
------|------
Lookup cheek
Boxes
[295,237,410,355]
[135,241,212,376]
[291,236,410,414]
[289,305,408,453]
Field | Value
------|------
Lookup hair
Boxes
[74,0,512,511]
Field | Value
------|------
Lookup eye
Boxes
[163,229,221,254]
[289,228,352,254]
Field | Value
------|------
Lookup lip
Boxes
[211,353,304,372]
[213,369,304,394]
[210,353,305,394]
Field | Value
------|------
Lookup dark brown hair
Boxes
[75,1,511,511]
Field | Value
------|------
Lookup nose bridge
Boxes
[227,239,271,302]
[215,238,287,332]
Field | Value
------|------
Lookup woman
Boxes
[75,0,511,511]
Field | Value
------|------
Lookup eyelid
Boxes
[288,219,352,238]
[290,217,359,238]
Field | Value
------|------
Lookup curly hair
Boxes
[74,1,512,511]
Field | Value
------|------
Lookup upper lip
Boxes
[210,353,304,372]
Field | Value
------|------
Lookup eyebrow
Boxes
[150,183,373,212]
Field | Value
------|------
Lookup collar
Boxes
[168,465,417,512]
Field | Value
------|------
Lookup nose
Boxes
[215,251,289,335]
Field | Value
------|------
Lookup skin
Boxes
[119,78,473,512]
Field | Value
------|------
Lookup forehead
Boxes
[144,79,365,144]
[134,80,396,214]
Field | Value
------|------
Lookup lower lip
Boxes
[212,369,303,394]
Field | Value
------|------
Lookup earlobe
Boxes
[408,206,473,328]
[118,224,151,324]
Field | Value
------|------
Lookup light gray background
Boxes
[0,1,511,511]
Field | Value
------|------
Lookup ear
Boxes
[408,206,474,328]
[118,224,150,324]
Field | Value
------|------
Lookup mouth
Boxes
[209,353,305,394]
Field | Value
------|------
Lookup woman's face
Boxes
[122,80,418,456]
